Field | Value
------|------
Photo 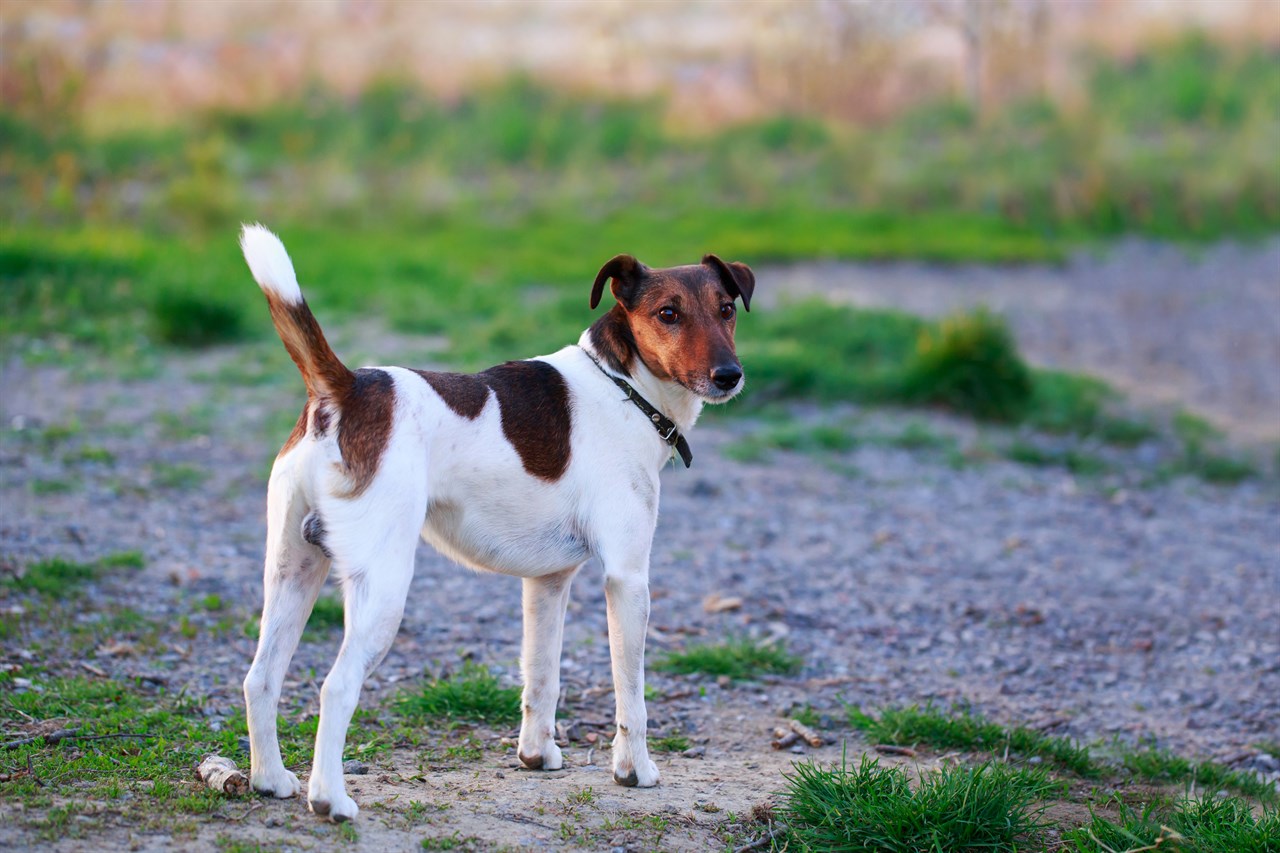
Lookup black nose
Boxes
[711,365,743,390]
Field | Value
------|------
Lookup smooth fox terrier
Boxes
[238,225,754,822]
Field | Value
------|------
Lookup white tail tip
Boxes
[240,223,301,303]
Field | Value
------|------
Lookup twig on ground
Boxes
[788,719,824,747]
[3,728,81,749]
[873,743,918,758]
[219,801,263,822]
[734,820,786,853]
[771,728,802,750]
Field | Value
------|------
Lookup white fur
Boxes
[240,224,302,303]
[242,236,739,823]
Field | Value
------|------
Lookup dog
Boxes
[237,224,754,822]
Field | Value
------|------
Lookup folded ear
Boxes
[702,254,755,311]
[590,254,645,310]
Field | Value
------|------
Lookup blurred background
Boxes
[3,0,1278,457]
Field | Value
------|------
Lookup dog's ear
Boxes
[702,254,755,312]
[591,254,645,310]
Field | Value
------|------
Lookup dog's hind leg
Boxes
[517,566,579,771]
[306,509,421,823]
[243,475,329,799]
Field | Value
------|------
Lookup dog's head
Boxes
[589,254,754,403]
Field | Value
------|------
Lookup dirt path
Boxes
[759,238,1280,444]
[2,276,1279,849]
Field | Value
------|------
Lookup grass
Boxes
[849,704,1098,778]
[395,662,521,727]
[151,292,245,348]
[306,593,345,633]
[149,462,208,490]
[4,551,145,596]
[722,419,857,463]
[778,754,1058,852]
[1119,744,1279,802]
[654,637,801,681]
[901,310,1033,422]
[1065,794,1279,853]
[648,733,692,753]
[1004,441,1112,476]
[850,704,1279,803]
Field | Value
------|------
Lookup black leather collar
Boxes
[580,348,693,468]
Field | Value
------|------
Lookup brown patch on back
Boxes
[411,363,573,481]
[335,368,396,497]
[483,361,573,481]
[412,370,489,419]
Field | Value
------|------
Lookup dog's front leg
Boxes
[604,564,659,787]
[517,567,578,771]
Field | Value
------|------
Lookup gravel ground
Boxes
[2,248,1279,846]
[760,238,1280,444]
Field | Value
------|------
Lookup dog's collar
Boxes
[579,347,693,468]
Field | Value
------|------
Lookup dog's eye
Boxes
[720,303,736,320]
[658,307,679,325]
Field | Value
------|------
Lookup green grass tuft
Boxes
[901,309,1034,422]
[779,754,1058,852]
[655,638,801,681]
[648,734,692,753]
[1119,744,1278,802]
[306,594,345,633]
[849,704,1098,777]
[396,662,521,727]
[98,550,145,570]
[151,292,245,348]
[6,558,98,596]
[1065,794,1279,853]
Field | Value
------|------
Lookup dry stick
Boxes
[788,719,824,748]
[873,743,918,758]
[220,801,264,822]
[733,820,786,853]
[3,729,150,749]
[771,730,802,750]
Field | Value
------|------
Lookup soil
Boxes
[2,243,1278,850]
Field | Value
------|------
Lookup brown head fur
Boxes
[587,254,755,401]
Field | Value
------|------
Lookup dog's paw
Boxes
[251,767,301,799]
[612,760,660,787]
[518,739,563,771]
[612,755,660,788]
[309,791,359,823]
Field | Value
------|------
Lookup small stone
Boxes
[681,746,706,759]
[343,760,369,775]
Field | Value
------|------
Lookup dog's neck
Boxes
[578,323,704,436]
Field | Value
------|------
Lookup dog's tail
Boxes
[240,224,353,400]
